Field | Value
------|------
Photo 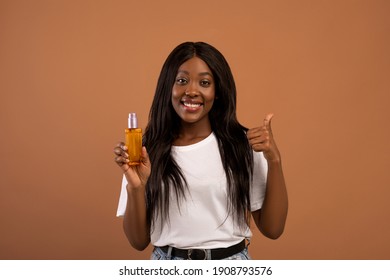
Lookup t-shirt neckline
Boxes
[171,132,215,151]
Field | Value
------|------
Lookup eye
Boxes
[176,77,188,85]
[200,80,211,87]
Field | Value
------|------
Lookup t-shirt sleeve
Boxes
[116,175,128,217]
[250,151,268,211]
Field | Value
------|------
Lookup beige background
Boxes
[1,0,389,259]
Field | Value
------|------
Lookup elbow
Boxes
[123,225,150,251]
[256,209,288,240]
[122,217,150,251]
[125,233,150,251]
[260,225,286,240]
[264,229,284,240]
[130,240,150,251]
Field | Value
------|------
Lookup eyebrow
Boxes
[177,70,213,77]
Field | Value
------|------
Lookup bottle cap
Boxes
[128,113,138,128]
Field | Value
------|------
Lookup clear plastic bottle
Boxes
[125,113,142,165]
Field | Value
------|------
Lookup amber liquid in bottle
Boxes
[125,113,142,166]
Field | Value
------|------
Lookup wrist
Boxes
[267,157,282,167]
[126,183,146,194]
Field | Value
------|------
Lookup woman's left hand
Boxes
[247,113,281,163]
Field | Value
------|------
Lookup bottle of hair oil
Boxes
[125,113,142,166]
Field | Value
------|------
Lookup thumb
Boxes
[264,113,274,130]
[141,146,150,166]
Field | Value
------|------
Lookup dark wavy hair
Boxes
[143,42,254,230]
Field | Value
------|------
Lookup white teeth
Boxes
[183,102,201,108]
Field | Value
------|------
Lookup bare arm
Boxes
[123,183,150,250]
[252,160,288,239]
[247,114,288,239]
[114,144,151,250]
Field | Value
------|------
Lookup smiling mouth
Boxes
[182,101,202,108]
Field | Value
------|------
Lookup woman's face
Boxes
[172,56,216,127]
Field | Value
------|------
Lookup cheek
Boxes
[205,89,216,104]
[171,88,181,103]
[171,92,182,115]
[171,88,177,99]
[204,96,215,112]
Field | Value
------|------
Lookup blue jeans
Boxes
[151,246,251,260]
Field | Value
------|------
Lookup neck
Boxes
[174,119,212,146]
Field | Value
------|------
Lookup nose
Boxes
[185,82,199,97]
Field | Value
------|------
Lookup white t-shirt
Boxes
[116,132,267,249]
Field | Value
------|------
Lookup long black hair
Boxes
[144,42,254,230]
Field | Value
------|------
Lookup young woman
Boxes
[114,42,288,260]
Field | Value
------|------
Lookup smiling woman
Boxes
[113,42,288,260]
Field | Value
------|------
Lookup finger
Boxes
[247,126,265,137]
[114,156,129,166]
[116,142,128,151]
[263,113,274,127]
[249,135,268,146]
[140,146,150,166]
[251,143,268,152]
[114,142,129,157]
[247,127,268,141]
[114,148,129,159]
[113,147,121,155]
[247,127,260,137]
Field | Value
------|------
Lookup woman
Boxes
[114,42,288,260]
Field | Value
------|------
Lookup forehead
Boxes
[177,57,212,75]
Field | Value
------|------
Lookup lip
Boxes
[180,98,203,112]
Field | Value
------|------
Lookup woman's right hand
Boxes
[114,142,151,190]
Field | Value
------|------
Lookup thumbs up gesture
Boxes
[247,113,281,163]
